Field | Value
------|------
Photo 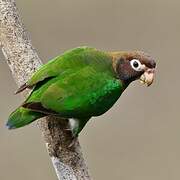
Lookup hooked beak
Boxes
[140,68,155,87]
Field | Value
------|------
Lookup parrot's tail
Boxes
[6,107,45,129]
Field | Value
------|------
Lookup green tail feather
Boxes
[6,107,44,129]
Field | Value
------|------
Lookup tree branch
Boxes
[0,0,91,179]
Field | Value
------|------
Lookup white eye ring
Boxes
[130,59,142,71]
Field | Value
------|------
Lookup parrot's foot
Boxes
[63,126,78,148]
[68,136,78,148]
[66,118,89,148]
[64,127,78,137]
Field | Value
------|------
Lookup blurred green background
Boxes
[0,0,179,179]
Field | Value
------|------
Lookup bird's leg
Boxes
[68,118,90,147]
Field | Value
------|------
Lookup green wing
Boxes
[26,66,122,118]
[16,46,114,93]
[27,47,93,87]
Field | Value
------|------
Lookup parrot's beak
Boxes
[139,68,155,87]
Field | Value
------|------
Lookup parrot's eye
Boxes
[130,59,142,71]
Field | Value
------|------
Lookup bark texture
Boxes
[0,0,91,179]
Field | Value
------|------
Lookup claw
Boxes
[64,128,72,131]
[68,137,78,148]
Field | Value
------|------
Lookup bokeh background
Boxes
[0,0,179,179]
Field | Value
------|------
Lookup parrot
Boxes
[6,46,156,138]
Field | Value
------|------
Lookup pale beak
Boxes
[140,68,155,86]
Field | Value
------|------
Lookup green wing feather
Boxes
[30,66,122,118]
[25,46,114,87]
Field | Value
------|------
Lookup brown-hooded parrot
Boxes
[7,46,156,137]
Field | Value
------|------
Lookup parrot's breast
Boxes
[87,79,123,117]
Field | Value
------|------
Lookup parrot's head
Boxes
[110,51,156,86]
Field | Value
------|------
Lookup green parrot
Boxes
[7,46,156,137]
